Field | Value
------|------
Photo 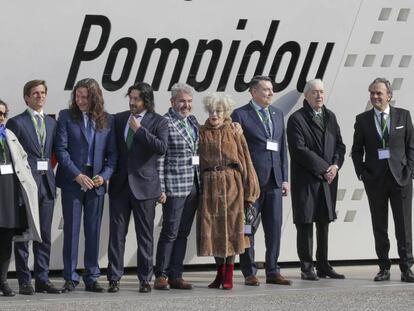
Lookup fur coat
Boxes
[197,119,260,257]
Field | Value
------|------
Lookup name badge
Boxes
[266,140,278,151]
[37,159,49,171]
[244,224,252,235]
[0,164,14,175]
[191,156,200,166]
[378,148,390,160]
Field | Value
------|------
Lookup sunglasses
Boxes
[0,111,6,117]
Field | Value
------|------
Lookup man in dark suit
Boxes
[154,83,200,290]
[231,75,290,286]
[7,80,61,295]
[106,82,168,293]
[352,77,414,282]
[287,79,346,281]
[55,78,117,293]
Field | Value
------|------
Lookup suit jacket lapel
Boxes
[269,106,280,139]
[119,111,130,152]
[44,116,54,156]
[388,106,397,140]
[247,102,268,138]
[168,110,194,148]
[22,111,42,155]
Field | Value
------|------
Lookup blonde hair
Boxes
[202,93,235,119]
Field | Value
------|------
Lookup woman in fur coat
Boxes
[197,93,260,289]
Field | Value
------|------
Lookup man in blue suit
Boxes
[55,78,117,293]
[7,80,61,295]
[231,75,290,286]
[106,82,168,293]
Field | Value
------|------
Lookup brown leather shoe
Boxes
[168,278,193,290]
[154,276,169,290]
[266,273,292,285]
[244,275,260,286]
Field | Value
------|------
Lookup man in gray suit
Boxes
[352,77,414,282]
[154,83,200,290]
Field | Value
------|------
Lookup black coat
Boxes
[287,101,346,224]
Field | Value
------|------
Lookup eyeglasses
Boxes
[0,111,6,117]
[208,109,224,116]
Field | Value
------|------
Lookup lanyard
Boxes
[254,107,272,139]
[30,112,46,158]
[180,119,197,153]
[376,113,389,148]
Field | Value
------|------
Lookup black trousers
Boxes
[364,170,413,272]
[296,222,330,272]
[0,228,15,281]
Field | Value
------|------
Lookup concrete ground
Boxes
[1,265,413,311]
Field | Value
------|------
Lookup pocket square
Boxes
[396,125,404,129]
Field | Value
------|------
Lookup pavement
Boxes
[1,265,413,311]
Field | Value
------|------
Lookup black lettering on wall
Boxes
[187,40,222,92]
[65,15,111,90]
[102,37,137,91]
[269,41,300,92]
[235,20,280,92]
[296,42,334,92]
[135,38,189,90]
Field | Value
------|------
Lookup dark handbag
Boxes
[244,203,261,236]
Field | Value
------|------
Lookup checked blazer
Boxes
[158,108,201,197]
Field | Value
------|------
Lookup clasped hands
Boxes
[75,174,104,190]
[323,165,338,184]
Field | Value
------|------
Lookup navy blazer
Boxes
[231,102,288,188]
[108,110,168,201]
[54,109,117,195]
[7,110,57,197]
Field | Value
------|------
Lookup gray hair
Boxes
[369,77,393,98]
[170,83,194,100]
[303,79,324,97]
[203,93,235,119]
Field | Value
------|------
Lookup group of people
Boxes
[0,75,413,297]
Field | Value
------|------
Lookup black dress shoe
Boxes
[85,281,105,293]
[0,281,16,296]
[301,270,319,281]
[108,280,120,293]
[139,282,151,293]
[374,269,390,281]
[61,280,76,293]
[401,269,414,282]
[35,281,61,294]
[19,283,35,295]
[317,268,345,279]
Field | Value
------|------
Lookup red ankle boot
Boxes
[208,264,225,288]
[222,264,234,290]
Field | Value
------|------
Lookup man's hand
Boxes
[75,174,94,190]
[92,175,104,188]
[129,116,141,132]
[324,165,338,184]
[282,182,289,196]
[231,122,243,134]
[158,192,167,204]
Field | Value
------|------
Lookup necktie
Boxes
[126,127,135,150]
[380,112,389,146]
[34,114,46,147]
[85,114,95,165]
[314,112,324,130]
[259,108,271,138]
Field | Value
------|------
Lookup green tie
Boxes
[314,113,324,129]
[126,127,134,150]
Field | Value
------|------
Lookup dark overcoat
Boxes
[287,100,345,224]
